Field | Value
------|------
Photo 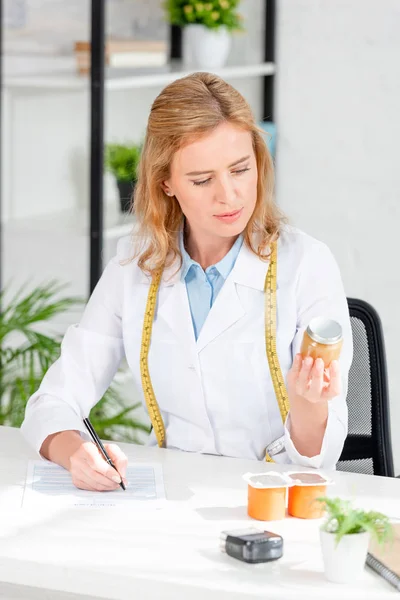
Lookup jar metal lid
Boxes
[306,317,343,345]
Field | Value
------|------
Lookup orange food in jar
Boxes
[300,317,343,368]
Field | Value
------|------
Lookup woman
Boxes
[22,72,352,492]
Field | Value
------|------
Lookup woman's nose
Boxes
[215,174,236,204]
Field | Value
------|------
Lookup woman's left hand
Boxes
[287,354,341,404]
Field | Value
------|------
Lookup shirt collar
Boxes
[180,231,243,281]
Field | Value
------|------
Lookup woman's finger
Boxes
[72,477,91,491]
[105,443,128,479]
[84,443,122,483]
[323,360,341,399]
[291,354,303,377]
[296,356,313,395]
[78,463,120,490]
[69,442,121,489]
[72,472,117,492]
[307,358,325,401]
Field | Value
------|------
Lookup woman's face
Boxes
[163,122,258,241]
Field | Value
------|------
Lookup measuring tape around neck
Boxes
[263,242,290,461]
[139,268,166,448]
[139,241,290,459]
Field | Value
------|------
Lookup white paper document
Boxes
[22,461,166,509]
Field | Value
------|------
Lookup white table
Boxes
[0,426,398,600]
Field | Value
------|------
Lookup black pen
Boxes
[83,417,126,491]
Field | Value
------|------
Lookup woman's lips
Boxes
[214,208,243,223]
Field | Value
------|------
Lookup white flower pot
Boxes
[320,529,370,584]
[183,25,231,70]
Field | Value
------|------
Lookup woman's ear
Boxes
[161,182,173,196]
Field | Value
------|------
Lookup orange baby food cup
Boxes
[243,472,293,521]
[287,472,333,519]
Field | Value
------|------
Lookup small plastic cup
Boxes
[243,472,293,521]
[287,471,333,519]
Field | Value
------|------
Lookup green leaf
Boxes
[0,281,82,343]
[104,143,142,182]
[317,496,394,546]
[163,0,244,31]
[1,282,149,444]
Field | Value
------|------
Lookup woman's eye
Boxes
[232,167,250,176]
[192,178,211,186]
[192,167,249,186]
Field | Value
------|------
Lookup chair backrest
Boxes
[337,298,394,477]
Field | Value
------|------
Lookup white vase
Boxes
[183,25,231,70]
[320,529,370,584]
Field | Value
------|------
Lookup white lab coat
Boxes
[21,225,353,469]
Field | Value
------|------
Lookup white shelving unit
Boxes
[3,60,275,241]
[4,201,134,241]
[3,200,132,300]
[104,218,134,240]
[2,1,277,295]
[4,61,275,91]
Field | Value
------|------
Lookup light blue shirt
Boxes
[181,234,243,340]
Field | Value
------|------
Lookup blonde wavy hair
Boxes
[132,71,284,276]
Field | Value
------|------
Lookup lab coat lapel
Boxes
[196,242,269,353]
[196,277,245,353]
[154,258,197,351]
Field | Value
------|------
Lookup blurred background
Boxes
[1,1,399,472]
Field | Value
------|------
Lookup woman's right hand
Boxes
[41,430,128,491]
[69,441,128,491]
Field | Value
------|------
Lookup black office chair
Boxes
[337,298,395,477]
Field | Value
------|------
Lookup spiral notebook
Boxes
[366,523,400,592]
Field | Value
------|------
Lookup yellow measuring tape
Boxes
[264,242,290,461]
[139,268,166,448]
[140,241,290,459]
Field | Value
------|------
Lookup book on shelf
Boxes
[366,523,400,592]
[74,40,167,74]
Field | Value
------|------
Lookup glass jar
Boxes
[300,317,343,368]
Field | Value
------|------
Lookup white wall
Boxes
[275,0,400,473]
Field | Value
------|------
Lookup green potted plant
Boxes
[105,142,142,213]
[0,282,150,442]
[318,496,393,584]
[164,0,244,69]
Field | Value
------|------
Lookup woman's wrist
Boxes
[40,430,84,470]
[288,395,328,456]
[290,394,328,425]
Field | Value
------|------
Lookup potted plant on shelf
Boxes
[318,496,393,584]
[105,142,142,213]
[0,282,150,443]
[164,0,244,69]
